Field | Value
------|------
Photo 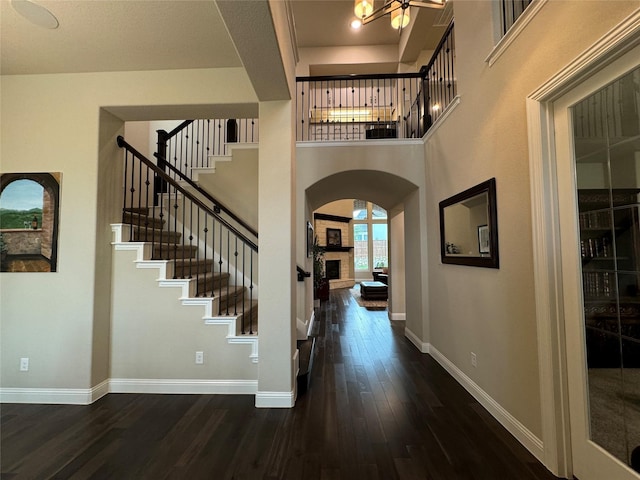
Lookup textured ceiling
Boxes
[0,0,451,80]
[292,0,403,48]
[0,0,242,75]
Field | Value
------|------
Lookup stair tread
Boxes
[130,231,182,244]
[123,211,165,228]
[152,244,198,260]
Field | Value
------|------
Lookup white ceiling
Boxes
[0,0,450,76]
[0,0,243,75]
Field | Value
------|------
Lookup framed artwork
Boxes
[0,172,61,272]
[478,224,490,254]
[326,228,342,247]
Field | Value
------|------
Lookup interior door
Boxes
[554,46,640,480]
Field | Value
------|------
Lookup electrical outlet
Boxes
[20,357,29,371]
[195,351,204,365]
[471,352,477,368]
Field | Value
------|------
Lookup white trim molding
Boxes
[255,390,295,408]
[109,378,258,395]
[429,345,544,463]
[389,312,406,321]
[0,379,109,405]
[485,0,549,67]
[526,10,640,478]
[404,327,430,353]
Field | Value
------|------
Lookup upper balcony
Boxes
[296,21,455,143]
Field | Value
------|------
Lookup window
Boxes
[500,0,533,36]
[353,200,388,274]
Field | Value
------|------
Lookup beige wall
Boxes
[0,68,257,390]
[197,148,259,232]
[111,249,257,380]
[425,0,639,440]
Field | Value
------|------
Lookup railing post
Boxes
[155,129,169,207]
[226,119,238,143]
[419,66,432,135]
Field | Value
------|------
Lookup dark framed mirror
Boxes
[439,178,499,268]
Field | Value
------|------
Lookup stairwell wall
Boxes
[0,68,257,401]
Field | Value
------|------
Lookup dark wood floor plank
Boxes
[1,287,560,479]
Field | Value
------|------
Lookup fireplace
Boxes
[326,260,340,280]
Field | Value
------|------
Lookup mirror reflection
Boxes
[443,192,489,257]
[439,178,499,268]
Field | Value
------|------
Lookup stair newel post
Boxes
[218,223,224,316]
[233,236,239,316]
[201,212,206,298]
[226,230,231,316]
[211,217,216,301]
[249,250,254,334]
[121,146,132,241]
[129,150,139,235]
[181,196,188,278]
[155,130,169,207]
[241,242,246,319]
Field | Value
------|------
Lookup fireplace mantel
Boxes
[323,246,353,252]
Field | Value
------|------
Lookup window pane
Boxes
[372,203,387,219]
[372,223,388,268]
[354,223,368,270]
[353,199,367,219]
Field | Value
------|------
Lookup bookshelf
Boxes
[578,189,640,367]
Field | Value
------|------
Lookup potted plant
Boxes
[312,235,330,301]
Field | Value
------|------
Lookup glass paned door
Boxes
[562,62,640,479]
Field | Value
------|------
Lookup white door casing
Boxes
[527,10,640,479]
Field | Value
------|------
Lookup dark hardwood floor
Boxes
[1,288,559,479]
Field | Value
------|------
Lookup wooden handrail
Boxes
[117,135,258,252]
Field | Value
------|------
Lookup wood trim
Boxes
[323,246,353,252]
[314,213,352,223]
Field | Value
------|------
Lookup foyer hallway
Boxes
[1,288,558,479]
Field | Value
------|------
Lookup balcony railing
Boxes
[500,0,533,36]
[157,118,258,177]
[296,21,455,142]
[296,73,423,141]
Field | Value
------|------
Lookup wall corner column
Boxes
[256,100,297,407]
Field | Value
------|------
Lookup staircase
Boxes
[122,206,258,336]
[114,131,317,398]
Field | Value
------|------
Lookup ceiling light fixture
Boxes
[357,0,446,31]
[350,18,363,29]
[354,0,374,19]
[11,0,59,29]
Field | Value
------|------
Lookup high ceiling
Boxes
[0,1,242,75]
[0,0,451,76]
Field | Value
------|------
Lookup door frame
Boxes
[526,10,640,478]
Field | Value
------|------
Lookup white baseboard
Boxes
[255,390,295,408]
[91,379,110,402]
[109,378,258,395]
[428,345,544,462]
[404,327,430,353]
[0,379,110,405]
[390,312,406,321]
